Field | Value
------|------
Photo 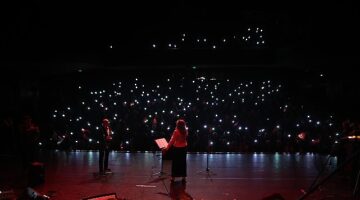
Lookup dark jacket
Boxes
[99,126,112,149]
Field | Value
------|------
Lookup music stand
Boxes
[152,138,168,177]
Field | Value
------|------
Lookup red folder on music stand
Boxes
[155,138,168,149]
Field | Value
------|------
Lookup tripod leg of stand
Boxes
[353,167,360,196]
[204,168,216,180]
[152,153,166,177]
[197,153,216,180]
[298,149,360,200]
[304,155,331,193]
[162,178,169,194]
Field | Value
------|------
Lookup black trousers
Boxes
[99,147,110,172]
[171,147,187,177]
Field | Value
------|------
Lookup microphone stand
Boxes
[197,131,216,180]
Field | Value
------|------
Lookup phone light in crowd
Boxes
[50,76,339,151]
[298,132,306,140]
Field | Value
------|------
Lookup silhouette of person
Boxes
[99,118,113,175]
[19,115,40,169]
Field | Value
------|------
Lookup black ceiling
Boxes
[1,0,359,73]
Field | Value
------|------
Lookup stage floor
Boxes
[0,151,357,200]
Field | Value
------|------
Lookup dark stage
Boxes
[0,151,357,200]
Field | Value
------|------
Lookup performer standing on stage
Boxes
[164,119,188,183]
[99,118,112,175]
[19,115,40,170]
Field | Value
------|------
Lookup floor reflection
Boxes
[1,151,348,199]
[169,181,193,200]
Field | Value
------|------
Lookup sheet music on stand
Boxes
[155,138,168,149]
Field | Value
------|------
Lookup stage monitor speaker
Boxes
[82,193,118,200]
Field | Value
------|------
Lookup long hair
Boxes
[176,119,187,135]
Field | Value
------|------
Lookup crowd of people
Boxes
[2,71,359,156]
[39,74,348,154]
[1,72,360,180]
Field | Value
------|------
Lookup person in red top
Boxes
[164,119,188,183]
